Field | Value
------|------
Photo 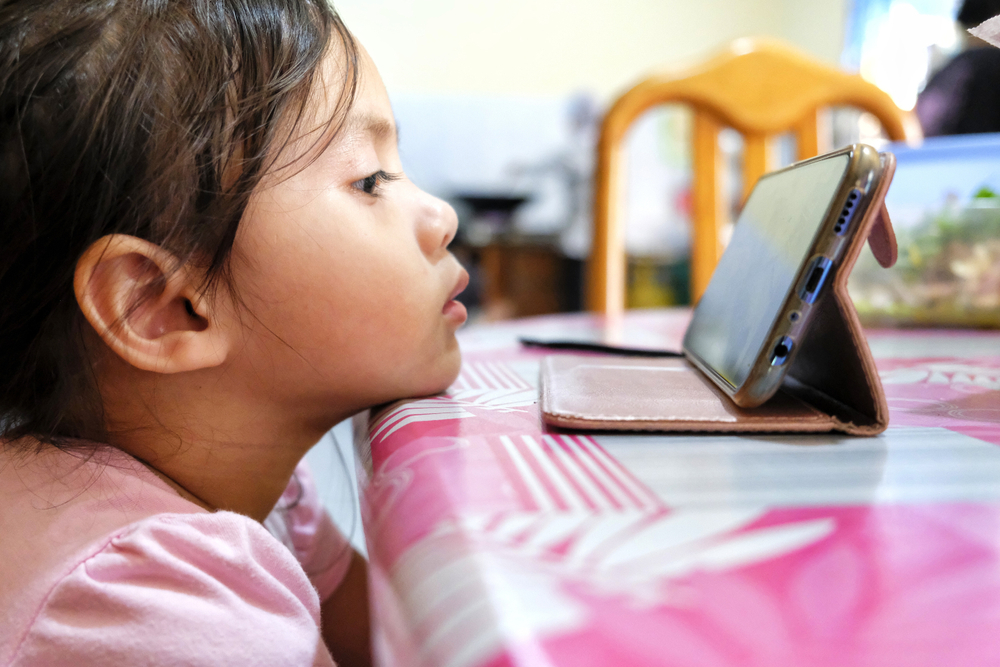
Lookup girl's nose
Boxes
[417,193,459,257]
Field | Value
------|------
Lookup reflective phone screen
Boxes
[684,154,851,389]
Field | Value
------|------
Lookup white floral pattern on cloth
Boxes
[881,362,1000,390]
[361,311,1000,667]
[363,431,844,667]
[875,359,1000,440]
[368,361,539,442]
[387,509,834,667]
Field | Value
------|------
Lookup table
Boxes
[354,309,1000,667]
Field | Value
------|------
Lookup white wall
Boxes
[335,0,848,101]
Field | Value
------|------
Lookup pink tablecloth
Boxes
[355,309,1000,667]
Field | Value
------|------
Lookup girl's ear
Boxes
[74,234,232,374]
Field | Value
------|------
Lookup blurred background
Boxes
[317,0,1000,552]
[331,0,991,319]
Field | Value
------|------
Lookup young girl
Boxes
[0,1,467,665]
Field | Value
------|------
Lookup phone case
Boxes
[540,154,897,436]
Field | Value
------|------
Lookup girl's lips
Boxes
[447,269,470,304]
[443,298,468,323]
[443,269,470,323]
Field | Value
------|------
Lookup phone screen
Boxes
[684,153,851,390]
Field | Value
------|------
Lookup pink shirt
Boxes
[0,443,353,666]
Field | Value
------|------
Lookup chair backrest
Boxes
[587,37,910,315]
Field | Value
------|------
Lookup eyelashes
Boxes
[352,170,402,197]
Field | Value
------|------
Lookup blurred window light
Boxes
[844,0,960,110]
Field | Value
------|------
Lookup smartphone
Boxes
[682,144,891,408]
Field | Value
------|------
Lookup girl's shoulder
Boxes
[0,443,339,666]
[11,511,333,667]
[1,440,202,637]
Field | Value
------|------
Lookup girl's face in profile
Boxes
[229,46,467,423]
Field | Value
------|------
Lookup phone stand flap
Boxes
[781,289,887,434]
[540,152,896,436]
[785,151,896,434]
[867,202,897,268]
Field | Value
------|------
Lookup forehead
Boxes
[313,41,395,143]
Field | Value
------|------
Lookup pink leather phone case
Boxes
[541,155,897,436]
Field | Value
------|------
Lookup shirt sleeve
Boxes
[11,512,336,667]
[265,460,355,602]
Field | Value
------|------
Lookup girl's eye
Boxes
[352,170,401,197]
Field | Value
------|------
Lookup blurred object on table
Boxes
[454,193,531,247]
[849,133,1000,327]
[626,257,692,309]
[476,239,579,321]
[589,38,910,315]
[451,193,581,321]
[392,93,600,321]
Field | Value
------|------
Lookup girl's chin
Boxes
[365,346,463,410]
[418,351,463,398]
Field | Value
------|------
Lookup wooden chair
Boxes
[587,37,911,315]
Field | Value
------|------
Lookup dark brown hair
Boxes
[0,0,358,446]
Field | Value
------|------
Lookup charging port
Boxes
[770,336,794,366]
[799,256,832,304]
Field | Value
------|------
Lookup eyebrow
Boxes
[348,113,398,146]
